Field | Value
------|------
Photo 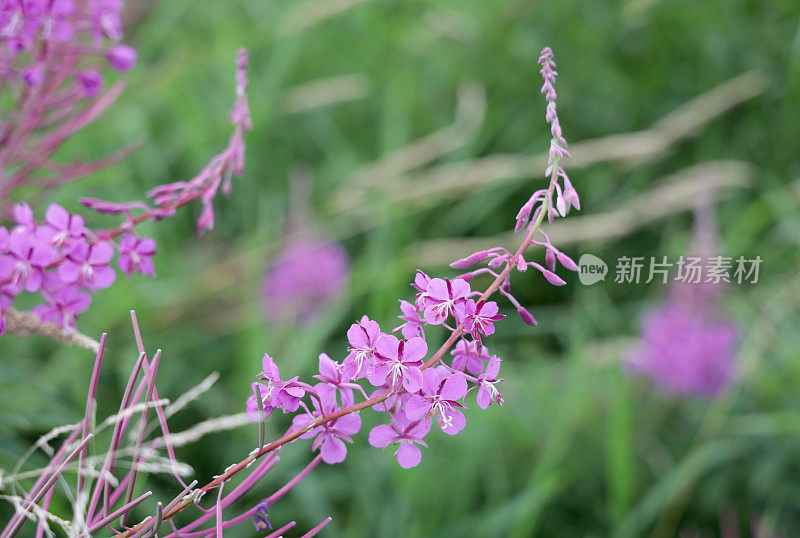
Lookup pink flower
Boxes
[393,299,424,339]
[261,239,349,324]
[421,277,471,325]
[367,334,426,393]
[343,316,382,379]
[450,339,490,376]
[255,354,306,413]
[368,409,430,469]
[406,369,468,435]
[246,382,275,422]
[12,203,36,231]
[58,240,116,290]
[32,284,91,330]
[476,356,503,409]
[313,353,354,407]
[290,385,361,464]
[0,230,56,292]
[40,204,84,249]
[118,235,156,277]
[625,302,738,397]
[458,299,505,339]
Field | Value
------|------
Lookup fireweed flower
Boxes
[32,282,91,331]
[0,229,56,292]
[261,239,349,324]
[475,356,504,409]
[118,235,156,278]
[58,240,116,291]
[313,353,355,407]
[625,196,739,397]
[451,339,491,376]
[246,381,275,422]
[625,301,738,397]
[290,385,362,464]
[368,410,431,469]
[255,354,306,413]
[406,368,468,435]
[367,334,426,393]
[40,204,85,249]
[344,315,382,379]
[394,299,425,339]
[458,299,505,339]
[420,277,471,325]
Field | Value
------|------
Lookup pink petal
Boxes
[440,408,466,435]
[334,413,361,436]
[58,260,82,283]
[375,334,399,359]
[407,418,431,440]
[320,436,347,464]
[425,278,448,300]
[46,204,70,229]
[449,278,471,299]
[318,353,337,380]
[137,257,155,277]
[89,241,114,264]
[395,441,422,469]
[91,265,116,289]
[402,367,423,393]
[484,357,501,378]
[364,319,381,341]
[480,301,499,317]
[137,237,156,254]
[347,322,367,347]
[441,374,468,401]
[24,270,42,292]
[401,336,428,363]
[404,395,431,422]
[421,368,440,396]
[366,364,389,387]
[368,424,397,448]
[476,386,491,409]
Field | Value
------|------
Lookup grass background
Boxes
[2,0,800,535]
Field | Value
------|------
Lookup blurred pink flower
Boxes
[625,190,738,397]
[261,239,349,324]
[626,301,738,397]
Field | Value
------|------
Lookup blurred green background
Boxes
[2,0,800,536]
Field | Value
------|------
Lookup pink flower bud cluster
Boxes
[0,202,155,337]
[80,48,252,235]
[450,232,579,327]
[0,0,135,89]
[516,47,580,231]
[0,1,139,215]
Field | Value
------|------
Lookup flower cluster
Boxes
[0,202,153,335]
[249,277,508,469]
[625,195,739,397]
[244,48,579,480]
[0,50,251,341]
[0,0,137,216]
[0,0,135,89]
[262,238,349,324]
